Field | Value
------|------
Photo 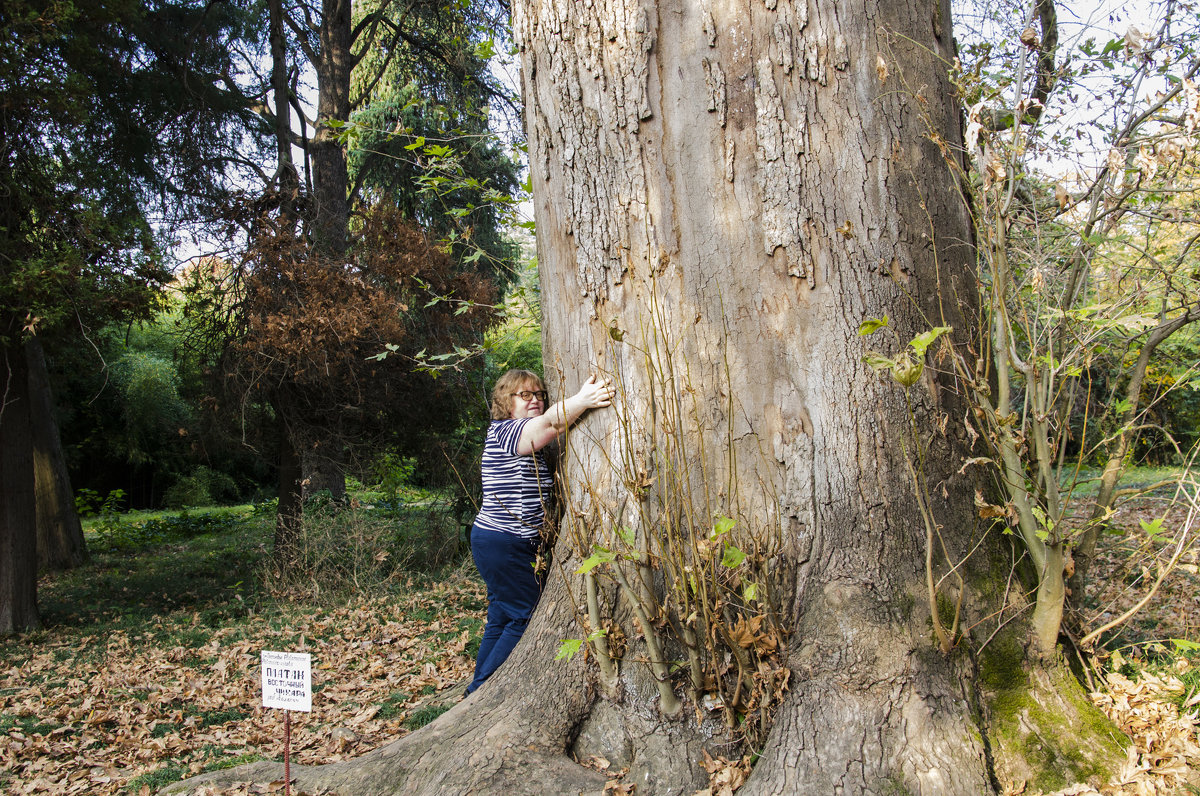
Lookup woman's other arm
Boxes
[517,375,613,455]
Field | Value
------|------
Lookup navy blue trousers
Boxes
[467,526,543,693]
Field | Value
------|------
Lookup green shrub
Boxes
[90,511,246,554]
[163,466,240,509]
[76,487,126,517]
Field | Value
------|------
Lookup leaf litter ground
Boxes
[2,497,1199,796]
[1,533,484,795]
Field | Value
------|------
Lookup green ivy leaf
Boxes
[863,352,897,373]
[555,639,583,661]
[721,544,746,568]
[858,316,890,336]
[710,516,736,540]
[909,326,951,357]
[1139,517,1166,538]
[576,547,617,574]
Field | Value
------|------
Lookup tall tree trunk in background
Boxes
[269,0,298,209]
[27,337,88,572]
[266,0,353,552]
[286,0,353,517]
[266,0,305,558]
[0,341,41,633]
[310,0,352,260]
[166,0,1128,792]
[274,410,304,572]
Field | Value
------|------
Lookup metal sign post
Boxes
[284,709,291,794]
[261,651,312,796]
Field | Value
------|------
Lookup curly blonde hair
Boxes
[490,369,546,420]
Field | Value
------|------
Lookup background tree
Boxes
[29,338,88,571]
[0,0,262,632]
[946,0,1200,639]
[196,0,522,555]
[349,0,521,273]
[45,300,270,510]
[193,203,495,568]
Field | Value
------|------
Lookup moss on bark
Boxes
[979,629,1127,791]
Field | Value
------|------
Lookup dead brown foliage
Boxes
[1,574,482,795]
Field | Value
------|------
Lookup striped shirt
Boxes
[474,418,554,538]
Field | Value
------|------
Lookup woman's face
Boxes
[509,382,546,418]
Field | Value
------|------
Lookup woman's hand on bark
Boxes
[575,375,614,410]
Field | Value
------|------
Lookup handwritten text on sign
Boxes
[261,651,312,712]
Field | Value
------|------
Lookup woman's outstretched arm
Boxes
[516,375,613,455]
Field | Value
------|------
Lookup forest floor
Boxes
[1,493,1198,796]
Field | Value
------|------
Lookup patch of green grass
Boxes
[1176,665,1200,711]
[403,704,449,730]
[50,646,77,663]
[38,514,271,633]
[204,752,265,771]
[82,504,253,533]
[0,714,65,736]
[1066,466,1184,498]
[409,607,437,623]
[193,707,248,728]
[87,510,252,556]
[169,627,211,648]
[125,762,190,792]
[376,691,410,720]
[150,722,175,739]
[125,743,263,791]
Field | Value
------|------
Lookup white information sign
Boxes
[261,651,312,712]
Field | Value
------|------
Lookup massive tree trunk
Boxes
[521,0,993,788]
[27,337,88,572]
[1,341,41,633]
[167,0,1126,792]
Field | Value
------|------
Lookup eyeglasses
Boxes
[512,390,548,402]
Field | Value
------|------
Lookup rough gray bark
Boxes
[27,337,88,572]
[165,0,1124,792]
[523,0,989,789]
